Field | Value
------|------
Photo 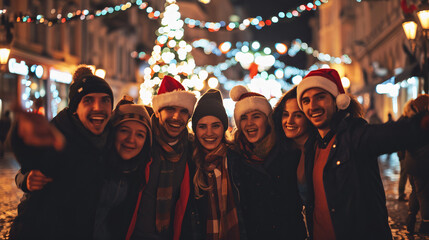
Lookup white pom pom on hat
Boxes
[336,93,351,110]
[229,85,272,125]
[296,68,351,110]
[230,85,249,101]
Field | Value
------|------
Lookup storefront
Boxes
[1,57,73,120]
[48,68,72,119]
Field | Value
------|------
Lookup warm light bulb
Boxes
[417,10,429,30]
[402,21,418,40]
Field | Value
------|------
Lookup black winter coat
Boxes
[304,113,429,240]
[94,147,150,240]
[188,149,248,240]
[404,142,429,178]
[230,144,307,240]
[9,108,108,240]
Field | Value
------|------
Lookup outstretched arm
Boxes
[15,169,53,192]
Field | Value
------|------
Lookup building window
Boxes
[109,41,114,74]
[98,37,104,68]
[69,24,78,56]
[53,25,63,51]
[118,46,123,75]
[28,0,46,45]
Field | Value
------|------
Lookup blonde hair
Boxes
[192,135,230,199]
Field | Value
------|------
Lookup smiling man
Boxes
[128,75,197,240]
[296,68,429,240]
[10,65,114,240]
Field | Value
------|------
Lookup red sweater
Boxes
[313,136,336,240]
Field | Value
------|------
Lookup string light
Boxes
[9,1,157,26]
[4,0,327,33]
[187,38,352,65]
[183,0,328,32]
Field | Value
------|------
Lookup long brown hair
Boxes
[272,86,314,148]
[192,131,229,199]
[345,94,364,118]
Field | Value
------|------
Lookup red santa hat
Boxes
[230,85,272,125]
[152,75,197,115]
[296,68,351,110]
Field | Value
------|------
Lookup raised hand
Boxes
[13,104,65,151]
[26,170,53,192]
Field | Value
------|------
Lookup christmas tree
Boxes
[139,0,199,105]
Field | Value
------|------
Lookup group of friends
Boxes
[6,65,429,240]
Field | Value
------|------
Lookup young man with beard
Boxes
[127,75,197,240]
[296,68,429,240]
[9,66,114,240]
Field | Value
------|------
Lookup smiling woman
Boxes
[229,85,307,240]
[190,89,245,239]
[93,102,152,240]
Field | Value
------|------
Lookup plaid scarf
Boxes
[152,118,188,232]
[204,143,240,240]
[238,130,275,164]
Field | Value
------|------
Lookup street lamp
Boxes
[0,12,13,67]
[0,11,12,117]
[402,0,429,93]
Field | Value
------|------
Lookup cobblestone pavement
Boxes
[0,152,428,239]
[379,154,429,240]
[0,152,22,240]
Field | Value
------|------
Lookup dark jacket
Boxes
[188,148,248,240]
[94,144,151,240]
[230,143,307,240]
[9,108,108,240]
[304,113,429,240]
[404,142,429,178]
[127,132,195,240]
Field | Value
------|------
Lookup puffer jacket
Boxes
[304,113,429,240]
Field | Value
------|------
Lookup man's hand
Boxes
[14,105,65,151]
[26,170,53,192]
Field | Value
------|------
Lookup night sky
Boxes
[236,0,315,69]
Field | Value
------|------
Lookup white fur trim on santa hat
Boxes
[233,96,272,125]
[152,90,197,115]
[297,75,340,110]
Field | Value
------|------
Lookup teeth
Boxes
[312,112,322,117]
[247,129,257,133]
[169,123,181,128]
[91,116,105,120]
[204,138,216,142]
[287,126,297,130]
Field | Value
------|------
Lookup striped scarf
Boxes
[204,144,240,240]
[152,118,188,232]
